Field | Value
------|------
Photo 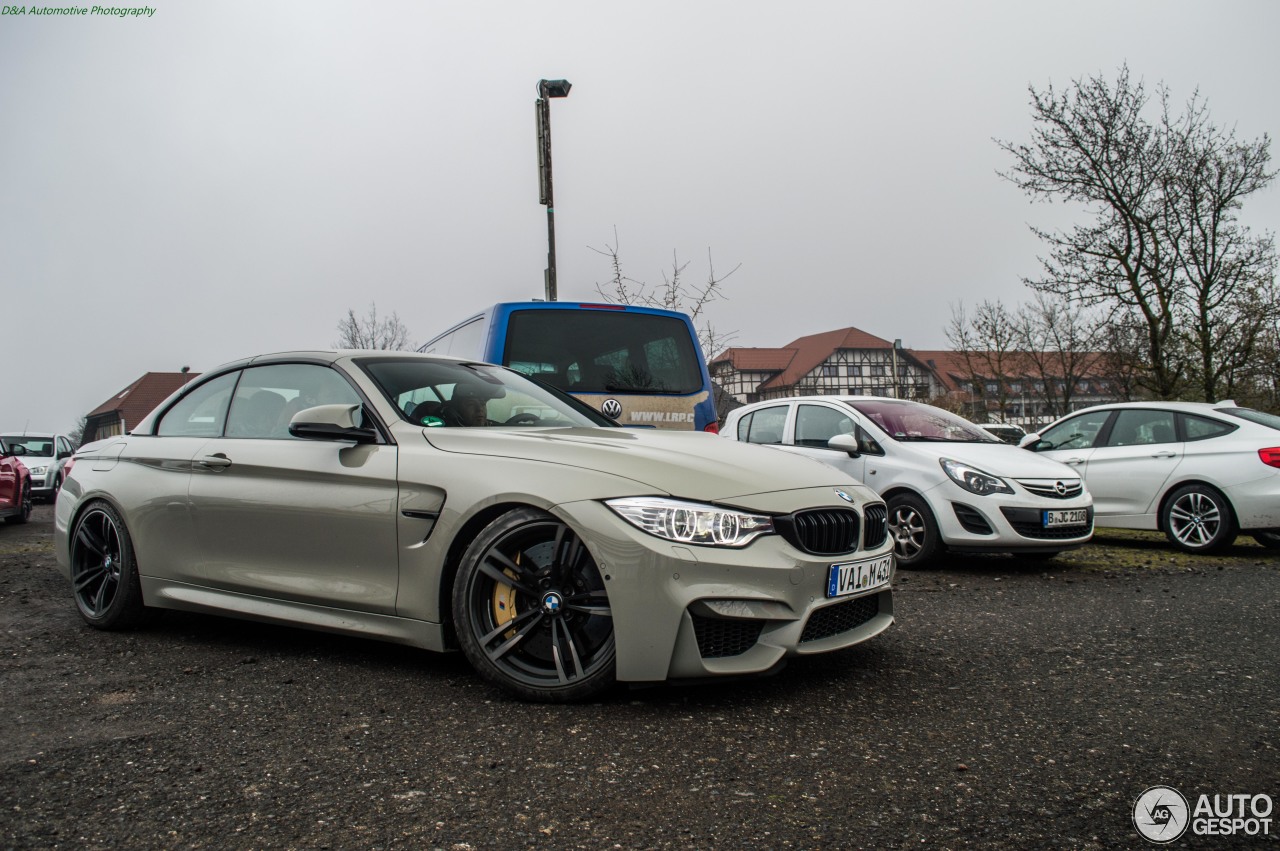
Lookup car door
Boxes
[187,363,401,614]
[132,371,243,578]
[1078,408,1183,518]
[784,402,870,484]
[1030,408,1113,476]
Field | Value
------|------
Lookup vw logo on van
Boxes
[601,398,623,420]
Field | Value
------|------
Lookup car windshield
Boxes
[841,399,997,443]
[357,357,615,428]
[0,436,54,457]
[1218,407,1280,431]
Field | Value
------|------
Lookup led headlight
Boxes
[605,497,774,547]
[26,464,48,476]
[940,458,1013,496]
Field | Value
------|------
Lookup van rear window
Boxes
[504,311,702,394]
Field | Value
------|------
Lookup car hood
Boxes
[922,441,1079,479]
[422,427,856,501]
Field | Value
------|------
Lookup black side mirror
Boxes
[288,404,379,444]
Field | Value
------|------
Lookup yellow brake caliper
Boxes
[491,553,520,638]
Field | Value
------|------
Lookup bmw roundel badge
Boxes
[834,489,854,503]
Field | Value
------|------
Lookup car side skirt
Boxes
[139,577,448,652]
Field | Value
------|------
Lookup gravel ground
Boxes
[2,504,1277,849]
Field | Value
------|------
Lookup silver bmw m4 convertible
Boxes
[56,352,895,701]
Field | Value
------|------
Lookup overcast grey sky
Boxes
[3,0,1278,434]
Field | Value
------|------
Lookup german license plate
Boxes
[826,554,893,599]
[1044,509,1089,527]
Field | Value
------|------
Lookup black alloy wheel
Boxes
[69,501,151,628]
[1162,485,1237,553]
[453,509,615,702]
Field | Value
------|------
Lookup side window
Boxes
[855,424,884,456]
[1036,410,1112,452]
[737,405,788,445]
[1181,414,1236,442]
[157,372,239,437]
[1106,409,1177,447]
[225,364,362,439]
[795,404,854,448]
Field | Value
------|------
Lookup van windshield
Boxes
[503,311,703,395]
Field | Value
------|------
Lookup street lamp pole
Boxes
[536,79,571,301]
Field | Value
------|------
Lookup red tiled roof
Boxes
[710,347,797,371]
[758,327,895,390]
[86,372,200,431]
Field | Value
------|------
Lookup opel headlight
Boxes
[27,464,48,476]
[605,497,774,547]
[940,459,1013,496]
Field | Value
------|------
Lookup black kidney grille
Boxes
[863,504,888,548]
[778,508,860,556]
[800,594,881,643]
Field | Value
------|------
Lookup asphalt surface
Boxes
[1,504,1277,849]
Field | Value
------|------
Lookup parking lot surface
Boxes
[2,505,1277,849]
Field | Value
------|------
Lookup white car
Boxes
[0,432,75,502]
[1020,401,1280,553]
[721,396,1094,567]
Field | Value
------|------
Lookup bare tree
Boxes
[1011,292,1106,419]
[946,300,1020,422]
[998,65,1277,402]
[1164,105,1279,401]
[68,415,89,449]
[590,229,740,360]
[334,303,414,351]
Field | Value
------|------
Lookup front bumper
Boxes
[928,479,1094,552]
[26,468,57,498]
[556,489,895,684]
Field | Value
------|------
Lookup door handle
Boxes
[196,453,232,470]
[1151,450,1177,459]
[1064,457,1085,465]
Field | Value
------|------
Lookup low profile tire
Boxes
[1251,531,1280,550]
[1162,485,1237,553]
[452,508,616,702]
[887,493,941,568]
[70,500,152,629]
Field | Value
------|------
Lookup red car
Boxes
[1,437,33,525]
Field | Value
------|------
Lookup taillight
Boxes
[703,421,720,434]
[62,457,76,479]
[1260,448,1280,469]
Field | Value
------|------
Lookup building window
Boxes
[849,365,862,377]
[821,364,839,378]
[870,365,885,377]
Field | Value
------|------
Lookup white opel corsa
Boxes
[1021,401,1280,553]
[721,396,1094,567]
